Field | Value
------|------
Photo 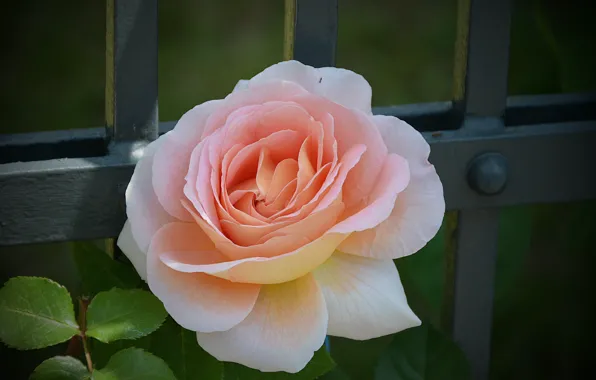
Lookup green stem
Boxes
[78,298,93,372]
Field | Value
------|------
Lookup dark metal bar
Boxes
[3,93,595,164]
[0,128,107,164]
[293,0,338,67]
[0,153,133,247]
[454,0,511,119]
[505,92,596,126]
[449,0,512,378]
[1,119,594,246]
[451,209,499,379]
[374,101,460,132]
[431,120,596,209]
[105,0,158,142]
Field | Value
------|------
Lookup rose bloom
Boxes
[118,61,444,373]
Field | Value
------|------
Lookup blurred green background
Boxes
[1,0,595,379]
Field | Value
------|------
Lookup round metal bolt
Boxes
[467,152,509,195]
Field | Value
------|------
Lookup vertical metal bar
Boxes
[453,0,511,118]
[451,209,500,379]
[105,0,158,251]
[448,0,512,379]
[293,0,338,67]
[106,0,158,142]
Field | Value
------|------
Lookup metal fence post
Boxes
[106,0,159,144]
[291,0,338,67]
[448,0,512,379]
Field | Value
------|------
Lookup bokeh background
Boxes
[1,0,595,378]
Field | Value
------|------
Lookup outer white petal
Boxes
[313,252,420,340]
[315,67,372,113]
[338,115,445,259]
[153,100,222,220]
[240,60,372,113]
[116,220,147,281]
[125,138,176,252]
[233,79,249,92]
[147,222,260,333]
[248,60,319,92]
[196,274,328,373]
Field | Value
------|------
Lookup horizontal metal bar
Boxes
[0,128,107,164]
[506,92,596,126]
[0,149,133,246]
[3,93,595,164]
[431,119,596,208]
[1,119,594,246]
[374,101,461,132]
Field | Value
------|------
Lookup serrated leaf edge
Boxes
[85,289,167,343]
[94,347,176,379]
[0,276,79,350]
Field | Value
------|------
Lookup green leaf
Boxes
[149,317,223,380]
[223,345,335,380]
[0,277,79,349]
[374,324,469,380]
[92,348,176,380]
[327,335,394,380]
[90,337,151,369]
[86,289,167,343]
[319,367,351,380]
[91,317,223,380]
[72,242,141,296]
[30,356,89,380]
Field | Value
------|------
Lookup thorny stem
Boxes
[78,297,93,372]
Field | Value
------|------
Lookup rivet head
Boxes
[467,152,508,195]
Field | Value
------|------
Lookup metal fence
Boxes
[1,0,595,379]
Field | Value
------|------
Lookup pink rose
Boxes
[118,60,444,373]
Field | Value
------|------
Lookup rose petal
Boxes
[116,220,147,281]
[243,60,372,113]
[274,162,332,219]
[315,67,372,113]
[265,158,299,203]
[152,101,221,220]
[256,147,275,197]
[146,222,260,332]
[295,136,316,194]
[314,144,367,213]
[295,96,387,207]
[220,145,268,226]
[228,178,259,204]
[161,208,347,284]
[233,79,249,92]
[255,179,297,218]
[202,81,309,139]
[313,252,420,340]
[257,196,344,244]
[373,115,430,165]
[330,153,410,234]
[125,138,176,251]
[338,116,445,259]
[181,188,345,261]
[196,273,327,373]
[228,193,269,224]
[225,130,301,189]
[183,139,221,231]
[247,60,319,93]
